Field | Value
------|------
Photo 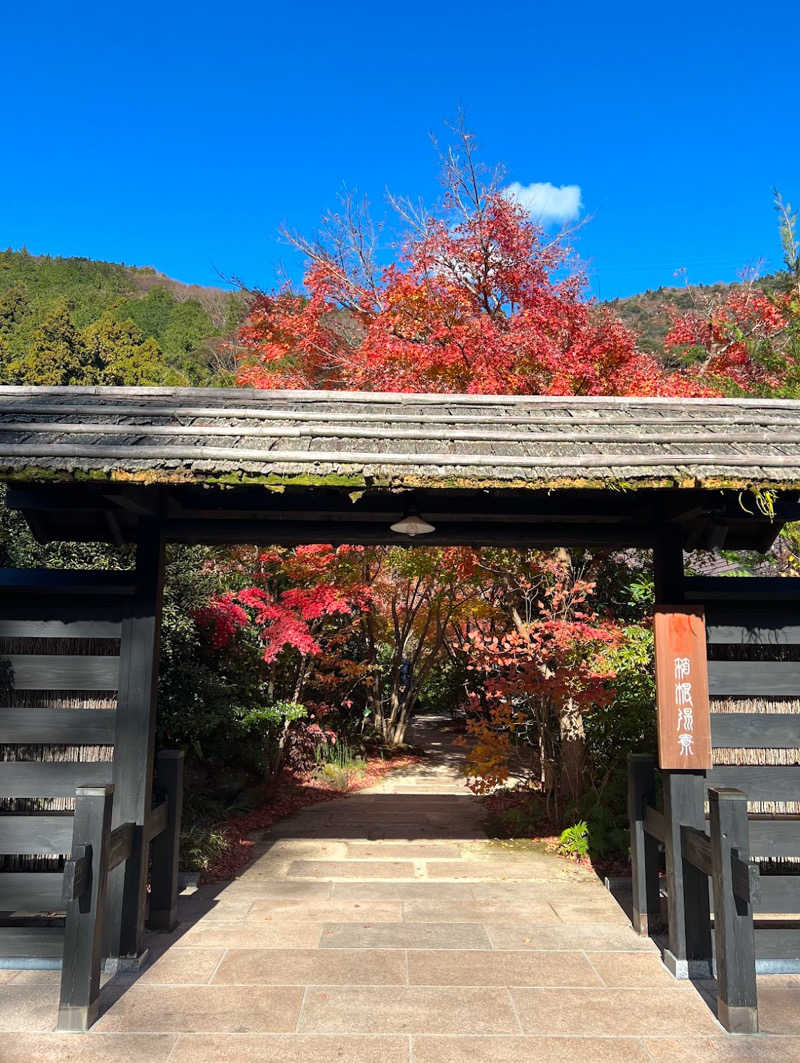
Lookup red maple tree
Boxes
[237,128,708,399]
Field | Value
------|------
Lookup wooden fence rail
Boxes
[58,785,114,1032]
[0,749,183,1030]
[52,748,184,1031]
[628,754,760,1033]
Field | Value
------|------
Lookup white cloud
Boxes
[504,181,582,224]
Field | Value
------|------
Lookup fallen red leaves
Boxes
[205,753,421,880]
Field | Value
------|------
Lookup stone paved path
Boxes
[1,714,799,1061]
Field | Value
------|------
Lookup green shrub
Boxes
[557,821,589,859]
[314,736,363,769]
[180,822,230,873]
[240,701,307,781]
[315,760,365,791]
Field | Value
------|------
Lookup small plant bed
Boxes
[482,787,630,879]
[185,749,421,881]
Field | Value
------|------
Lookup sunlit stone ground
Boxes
[1,714,798,1062]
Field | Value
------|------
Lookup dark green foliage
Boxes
[585,624,656,780]
[84,314,166,385]
[156,548,269,765]
[239,701,307,780]
[573,623,657,862]
[0,487,132,570]
[415,660,467,718]
[0,248,250,385]
[10,303,93,385]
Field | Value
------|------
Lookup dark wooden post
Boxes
[148,749,184,931]
[106,524,165,961]
[662,771,712,977]
[58,784,114,1032]
[709,787,758,1033]
[653,529,685,606]
[628,753,661,934]
[653,530,712,977]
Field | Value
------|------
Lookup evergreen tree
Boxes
[9,302,92,384]
[83,313,167,385]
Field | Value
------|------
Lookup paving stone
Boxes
[587,951,677,987]
[218,880,332,900]
[407,949,602,987]
[94,984,304,1033]
[319,921,492,950]
[546,901,630,925]
[0,1034,177,1061]
[367,830,484,841]
[756,988,800,1034]
[298,986,519,1034]
[402,899,559,924]
[487,924,658,951]
[138,948,225,985]
[0,986,59,1032]
[288,860,416,879]
[758,973,800,988]
[168,1034,410,1063]
[176,923,322,948]
[183,900,255,924]
[212,948,406,985]
[470,882,597,902]
[332,881,475,902]
[246,899,403,923]
[346,802,451,809]
[424,860,567,880]
[510,987,720,1035]
[1,970,61,985]
[345,843,461,859]
[644,1037,800,1062]
[412,1036,652,1063]
[257,840,349,858]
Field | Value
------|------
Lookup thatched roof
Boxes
[1,386,800,491]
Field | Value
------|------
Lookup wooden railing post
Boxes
[57,784,114,1033]
[709,787,758,1033]
[628,753,661,934]
[107,525,165,962]
[662,770,712,978]
[148,749,184,931]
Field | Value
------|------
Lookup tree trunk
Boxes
[376,683,415,746]
[558,697,586,805]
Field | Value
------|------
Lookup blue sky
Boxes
[1,1,798,299]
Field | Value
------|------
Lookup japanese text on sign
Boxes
[654,608,711,771]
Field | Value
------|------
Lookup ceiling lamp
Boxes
[390,505,436,537]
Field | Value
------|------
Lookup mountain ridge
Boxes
[1,247,757,376]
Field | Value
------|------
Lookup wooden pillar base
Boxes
[631,909,650,936]
[663,949,713,980]
[57,1001,99,1034]
[148,906,178,932]
[102,949,150,975]
[718,1001,759,1034]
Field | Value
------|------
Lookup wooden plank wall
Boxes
[685,578,800,962]
[0,570,131,915]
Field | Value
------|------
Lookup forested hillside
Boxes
[610,274,785,357]
[0,249,251,385]
[609,281,741,355]
[0,246,772,388]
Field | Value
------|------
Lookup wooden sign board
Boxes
[654,606,712,771]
